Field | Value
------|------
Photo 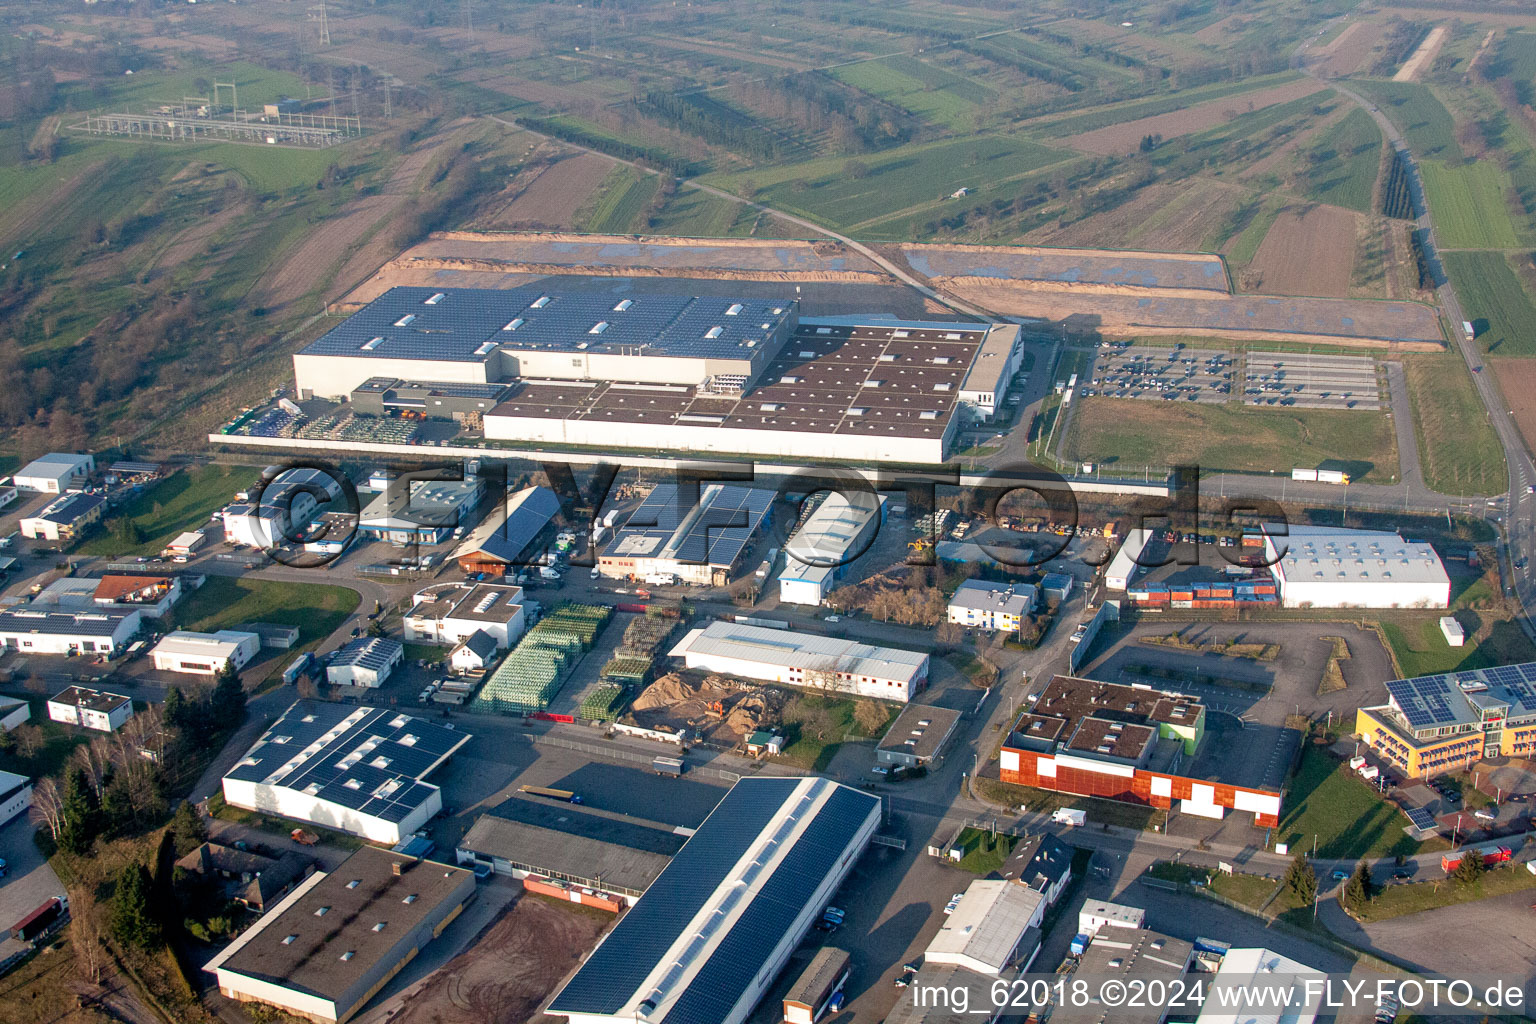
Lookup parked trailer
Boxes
[1440,844,1511,873]
[1291,468,1318,482]
[1463,320,1475,341]
[734,615,790,630]
[520,784,583,804]
[282,653,313,685]
[523,875,624,912]
[1316,469,1350,485]
[10,898,65,942]
[653,756,685,777]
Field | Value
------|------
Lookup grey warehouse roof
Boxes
[300,286,795,363]
[547,776,880,1024]
[225,701,468,825]
[949,579,1035,617]
[671,621,929,686]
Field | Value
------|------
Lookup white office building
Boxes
[947,580,1036,632]
[0,770,33,828]
[152,630,262,675]
[326,636,404,688]
[1265,526,1450,609]
[1194,947,1325,1024]
[402,582,525,648]
[669,621,928,702]
[48,686,135,732]
[13,453,94,493]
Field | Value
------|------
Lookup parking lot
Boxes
[1243,350,1383,411]
[1080,344,1232,404]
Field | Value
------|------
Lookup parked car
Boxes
[871,765,890,776]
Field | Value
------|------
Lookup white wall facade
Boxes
[293,353,492,400]
[14,454,94,493]
[0,701,30,732]
[0,612,141,656]
[778,573,829,607]
[0,780,33,828]
[675,648,921,702]
[1276,578,1449,609]
[151,632,261,675]
[48,698,134,732]
[221,777,439,846]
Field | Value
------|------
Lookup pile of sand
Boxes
[627,672,786,740]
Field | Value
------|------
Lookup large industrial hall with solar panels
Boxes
[277,285,1023,464]
[1354,662,1536,777]
[546,775,880,1024]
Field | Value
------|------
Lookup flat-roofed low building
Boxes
[13,453,94,493]
[357,477,483,546]
[403,581,525,648]
[206,846,475,1024]
[455,795,685,904]
[0,769,33,828]
[1265,525,1449,609]
[1062,929,1193,1024]
[0,695,30,733]
[884,963,1023,1024]
[151,630,261,675]
[1078,899,1146,937]
[48,685,134,732]
[782,947,850,1024]
[924,880,1043,975]
[670,620,929,702]
[1194,946,1324,1024]
[0,609,141,657]
[876,704,961,769]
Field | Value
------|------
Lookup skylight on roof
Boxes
[360,337,384,351]
[424,292,446,305]
[705,326,724,339]
[613,299,634,312]
[589,322,610,335]
[530,296,551,309]
[394,314,417,327]
[726,303,744,316]
[502,318,525,332]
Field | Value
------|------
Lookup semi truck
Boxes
[1440,844,1511,873]
[520,785,583,804]
[1463,320,1475,341]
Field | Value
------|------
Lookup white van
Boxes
[539,566,562,581]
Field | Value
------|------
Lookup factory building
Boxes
[221,701,469,845]
[601,483,774,586]
[20,492,106,542]
[347,377,512,421]
[1355,662,1536,777]
[0,609,141,656]
[222,468,346,550]
[1194,946,1324,1024]
[292,288,798,400]
[777,490,884,607]
[206,846,475,1024]
[13,452,94,493]
[1000,675,1283,827]
[547,776,880,1024]
[875,704,961,769]
[151,630,261,675]
[1265,525,1449,609]
[923,880,1043,975]
[357,478,483,546]
[48,685,135,732]
[946,580,1036,633]
[670,621,929,702]
[1073,929,1194,1024]
[452,485,560,574]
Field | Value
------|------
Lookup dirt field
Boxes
[1063,78,1328,156]
[390,891,609,1024]
[486,152,615,228]
[1247,204,1358,297]
[1309,21,1388,78]
[1394,24,1448,82]
[903,242,1230,294]
[1027,180,1245,252]
[1492,357,1536,452]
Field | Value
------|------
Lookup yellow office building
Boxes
[1355,664,1536,778]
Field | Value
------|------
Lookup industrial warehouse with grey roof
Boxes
[456,795,684,901]
[221,701,469,845]
[547,776,881,1024]
[207,846,474,1024]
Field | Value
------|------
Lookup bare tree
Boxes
[67,883,108,985]
[31,776,64,843]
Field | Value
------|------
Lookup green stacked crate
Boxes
[601,655,652,686]
[578,682,624,721]
[470,603,613,714]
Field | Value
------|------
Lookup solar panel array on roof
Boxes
[1404,805,1438,831]
[1384,662,1536,731]
[610,484,773,568]
[330,636,403,672]
[300,287,794,363]
[224,701,466,825]
[547,777,879,1024]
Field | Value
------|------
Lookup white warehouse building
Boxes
[669,621,929,702]
[152,630,262,675]
[48,686,135,732]
[13,452,94,493]
[1265,526,1450,609]
[0,609,141,656]
[777,490,884,607]
[221,701,470,845]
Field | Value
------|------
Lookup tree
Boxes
[171,801,209,857]
[59,766,101,856]
[1452,848,1485,886]
[162,686,188,731]
[210,663,247,727]
[67,884,108,984]
[110,863,162,950]
[1284,850,1316,905]
[1343,860,1374,912]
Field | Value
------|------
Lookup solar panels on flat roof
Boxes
[610,484,772,568]
[300,287,794,364]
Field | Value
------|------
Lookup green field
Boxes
[1382,617,1536,679]
[1347,80,1460,162]
[706,135,1068,232]
[1353,864,1536,922]
[831,55,994,129]
[1304,108,1382,213]
[173,576,360,676]
[577,168,659,233]
[1403,351,1508,495]
[1443,251,1536,356]
[1420,161,1521,248]
[78,464,253,555]
[1066,397,1399,483]
[1030,72,1303,137]
[1278,743,1447,860]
